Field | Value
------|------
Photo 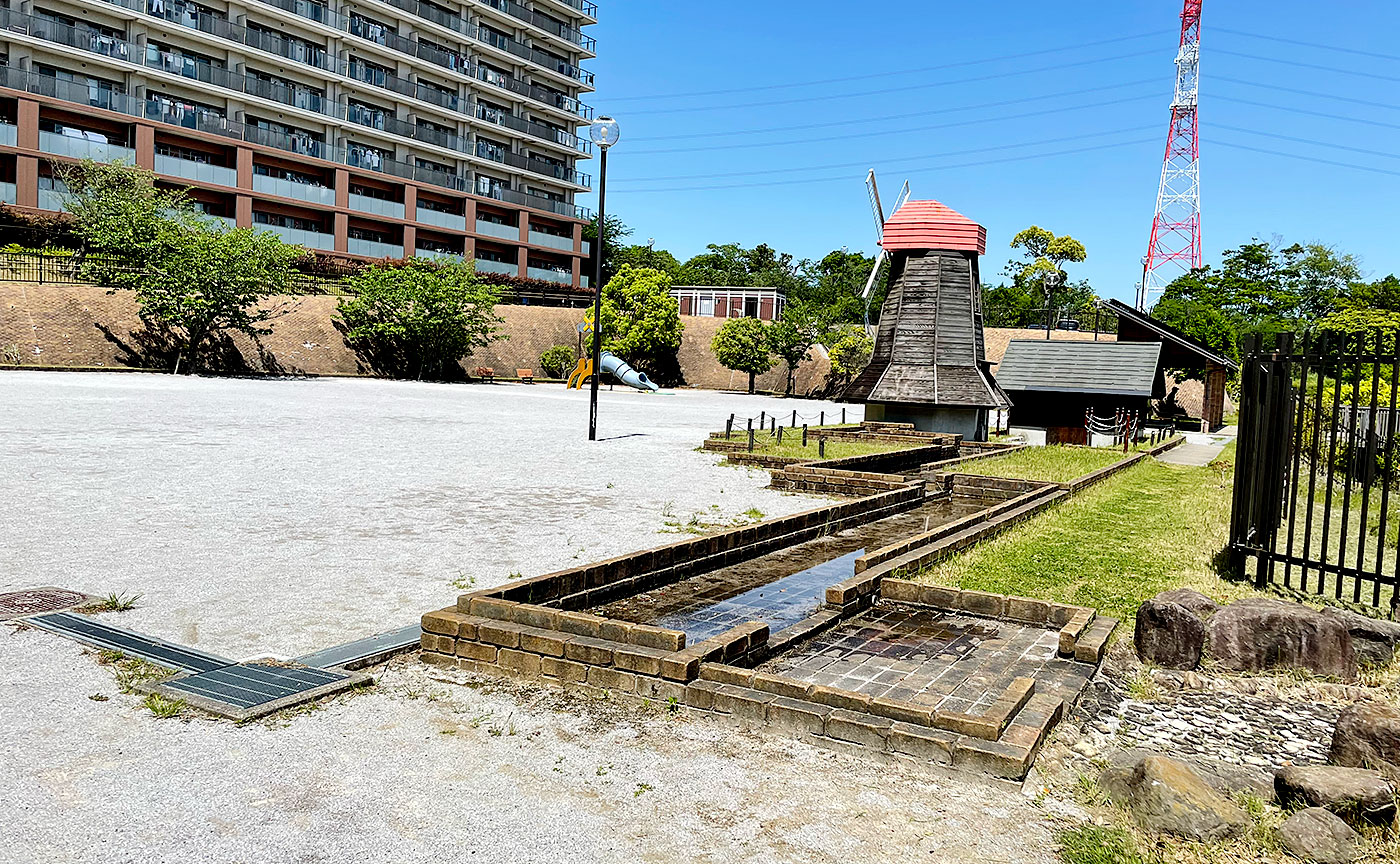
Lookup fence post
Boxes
[842,408,847,425]
[820,411,825,426]
[791,410,797,427]
[725,417,732,440]
[770,417,776,434]
[759,411,765,428]
[802,424,808,447]
[776,426,783,445]
[748,427,755,452]
[819,438,826,458]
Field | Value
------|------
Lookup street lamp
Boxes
[1041,270,1061,341]
[587,115,620,441]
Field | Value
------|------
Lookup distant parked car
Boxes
[1057,319,1081,331]
[1027,323,1048,330]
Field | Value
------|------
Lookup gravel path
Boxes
[2,372,845,658]
[1,371,1064,863]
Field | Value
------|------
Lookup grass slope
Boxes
[954,445,1150,486]
[916,443,1254,622]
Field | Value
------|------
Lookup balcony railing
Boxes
[348,237,404,258]
[0,181,15,205]
[527,265,572,284]
[478,183,579,218]
[0,9,138,61]
[477,0,595,52]
[416,248,463,262]
[468,25,593,87]
[349,192,405,220]
[253,173,337,205]
[417,206,464,230]
[155,153,237,186]
[476,141,587,186]
[475,219,519,241]
[380,0,469,35]
[467,63,591,120]
[551,0,599,20]
[257,222,335,250]
[474,258,518,276]
[474,103,589,154]
[253,0,342,28]
[528,230,573,252]
[39,130,137,163]
[0,122,16,147]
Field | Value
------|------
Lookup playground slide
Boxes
[566,351,659,392]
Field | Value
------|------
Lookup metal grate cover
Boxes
[0,587,94,620]
[295,624,421,671]
[25,612,231,672]
[156,662,365,720]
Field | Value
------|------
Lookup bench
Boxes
[473,366,495,382]
[516,368,534,383]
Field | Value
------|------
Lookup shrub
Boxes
[540,344,576,378]
[712,316,772,394]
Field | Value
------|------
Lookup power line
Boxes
[601,30,1172,102]
[1212,75,1400,112]
[624,93,1160,156]
[1215,48,1400,84]
[1213,95,1400,132]
[611,137,1158,194]
[613,125,1160,183]
[629,79,1159,142]
[1211,140,1400,179]
[1216,26,1400,64]
[1210,123,1400,162]
[619,50,1160,116]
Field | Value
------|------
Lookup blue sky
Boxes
[578,1,1400,302]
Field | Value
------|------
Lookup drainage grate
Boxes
[0,587,95,620]
[295,624,421,670]
[25,612,231,672]
[155,662,365,720]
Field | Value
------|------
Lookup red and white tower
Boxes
[1138,0,1203,311]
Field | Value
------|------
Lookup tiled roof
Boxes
[880,200,987,255]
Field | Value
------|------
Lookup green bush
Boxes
[539,344,576,378]
[711,316,773,394]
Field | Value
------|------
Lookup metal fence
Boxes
[1229,330,1399,614]
[0,250,591,305]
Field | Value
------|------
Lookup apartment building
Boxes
[0,0,596,288]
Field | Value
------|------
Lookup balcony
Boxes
[468,25,593,87]
[0,181,15,204]
[252,0,342,28]
[349,192,405,220]
[478,184,577,219]
[0,8,138,62]
[467,63,592,121]
[473,103,588,154]
[527,266,573,284]
[38,189,68,211]
[417,206,463,230]
[258,222,335,250]
[476,141,587,186]
[253,173,337,205]
[348,237,404,258]
[580,274,589,289]
[475,219,519,241]
[529,230,574,252]
[380,0,469,35]
[474,258,518,276]
[0,122,16,147]
[417,248,463,262]
[155,154,237,187]
[477,0,596,53]
[39,130,136,163]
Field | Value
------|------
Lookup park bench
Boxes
[473,366,495,382]
[516,369,534,383]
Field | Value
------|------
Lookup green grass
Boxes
[915,443,1257,622]
[1056,826,1147,864]
[88,591,141,612]
[141,692,186,719]
[954,444,1148,485]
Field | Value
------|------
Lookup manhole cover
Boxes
[0,587,94,620]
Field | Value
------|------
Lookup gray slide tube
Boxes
[599,351,659,392]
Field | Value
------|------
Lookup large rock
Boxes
[1099,755,1250,841]
[1330,702,1400,783]
[1135,599,1206,670]
[1277,808,1360,863]
[1275,765,1397,825]
[1155,588,1220,620]
[1321,606,1400,667]
[1207,597,1357,679]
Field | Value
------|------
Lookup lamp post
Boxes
[1041,270,1060,341]
[587,115,620,441]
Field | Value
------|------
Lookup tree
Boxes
[1150,297,1240,379]
[767,302,831,395]
[60,160,205,269]
[825,324,874,388]
[676,242,806,294]
[539,344,576,378]
[582,214,632,287]
[584,265,683,382]
[799,249,885,325]
[613,243,680,278]
[1004,226,1087,328]
[711,316,773,394]
[338,259,504,380]
[980,282,1038,328]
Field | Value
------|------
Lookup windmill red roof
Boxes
[880,200,987,255]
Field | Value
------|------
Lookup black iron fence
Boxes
[0,250,591,305]
[1229,330,1400,614]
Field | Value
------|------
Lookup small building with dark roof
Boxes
[841,199,1010,441]
[998,341,1164,444]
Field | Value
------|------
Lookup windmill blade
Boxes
[861,249,887,300]
[890,180,911,219]
[865,169,885,244]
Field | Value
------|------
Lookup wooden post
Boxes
[748,428,755,452]
[776,426,783,445]
[820,411,825,426]
[842,408,847,425]
[725,417,732,439]
[759,411,765,428]
[791,410,797,427]
[770,417,776,434]
[819,439,826,458]
[802,424,808,446]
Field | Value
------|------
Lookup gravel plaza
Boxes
[1,371,1067,864]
